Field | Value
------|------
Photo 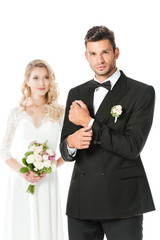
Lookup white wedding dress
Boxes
[0,106,64,240]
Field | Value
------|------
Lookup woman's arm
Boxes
[6,157,45,183]
[56,156,65,168]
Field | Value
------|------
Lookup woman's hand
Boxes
[21,170,46,183]
[5,158,46,183]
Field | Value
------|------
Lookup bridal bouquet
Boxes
[20,140,56,194]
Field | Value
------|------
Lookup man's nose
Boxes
[97,54,104,64]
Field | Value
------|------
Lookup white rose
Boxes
[34,154,42,162]
[34,161,44,170]
[43,160,51,168]
[46,149,54,156]
[34,146,43,154]
[116,109,122,115]
[116,105,122,110]
[43,154,49,161]
[26,154,35,164]
[29,145,35,151]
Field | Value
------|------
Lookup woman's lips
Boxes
[38,88,45,90]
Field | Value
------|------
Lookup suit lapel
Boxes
[94,72,128,123]
[80,80,95,118]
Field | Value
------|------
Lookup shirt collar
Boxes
[93,69,121,90]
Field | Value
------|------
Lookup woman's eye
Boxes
[33,77,38,80]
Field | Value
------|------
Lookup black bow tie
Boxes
[89,80,111,91]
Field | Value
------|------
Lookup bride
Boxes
[0,59,65,240]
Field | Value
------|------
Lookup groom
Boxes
[60,26,155,240]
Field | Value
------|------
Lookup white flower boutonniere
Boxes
[111,105,122,123]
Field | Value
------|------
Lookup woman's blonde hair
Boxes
[19,59,64,121]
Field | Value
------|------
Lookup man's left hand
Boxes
[69,100,92,127]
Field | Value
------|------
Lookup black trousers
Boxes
[68,215,143,240]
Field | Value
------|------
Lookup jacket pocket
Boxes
[117,166,145,179]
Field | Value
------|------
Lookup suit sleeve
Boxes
[60,89,78,162]
[92,86,155,160]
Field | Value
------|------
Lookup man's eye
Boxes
[90,53,96,56]
[103,51,109,54]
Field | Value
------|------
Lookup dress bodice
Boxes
[0,106,63,164]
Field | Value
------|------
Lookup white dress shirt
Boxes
[68,69,121,156]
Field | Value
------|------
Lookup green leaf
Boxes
[43,140,48,146]
[22,157,28,166]
[43,167,52,174]
[43,140,49,150]
[20,167,29,173]
[28,141,36,148]
[43,146,47,151]
[28,164,34,171]
[25,151,34,157]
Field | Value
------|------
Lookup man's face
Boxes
[85,39,119,82]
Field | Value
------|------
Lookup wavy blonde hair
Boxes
[19,59,64,121]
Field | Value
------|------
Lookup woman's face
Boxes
[27,67,50,97]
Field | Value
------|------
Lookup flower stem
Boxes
[26,184,35,194]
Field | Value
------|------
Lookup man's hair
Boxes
[85,25,116,51]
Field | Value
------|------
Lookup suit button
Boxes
[81,171,85,176]
[93,141,101,144]
[101,172,105,176]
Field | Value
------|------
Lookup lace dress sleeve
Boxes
[0,108,17,162]
[59,112,64,130]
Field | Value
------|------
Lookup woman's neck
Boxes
[30,95,46,106]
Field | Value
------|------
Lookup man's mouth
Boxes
[97,65,106,71]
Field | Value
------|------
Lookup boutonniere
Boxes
[111,105,122,123]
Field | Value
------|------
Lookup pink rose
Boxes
[43,151,48,155]
[49,155,55,163]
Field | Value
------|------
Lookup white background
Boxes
[0,0,159,239]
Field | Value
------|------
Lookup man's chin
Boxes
[95,71,110,77]
[95,67,116,78]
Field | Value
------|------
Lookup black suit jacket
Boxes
[60,71,155,220]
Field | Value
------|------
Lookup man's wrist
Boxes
[67,135,74,148]
[83,116,92,127]
[67,141,77,157]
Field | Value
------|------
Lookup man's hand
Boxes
[67,126,92,149]
[69,100,92,127]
